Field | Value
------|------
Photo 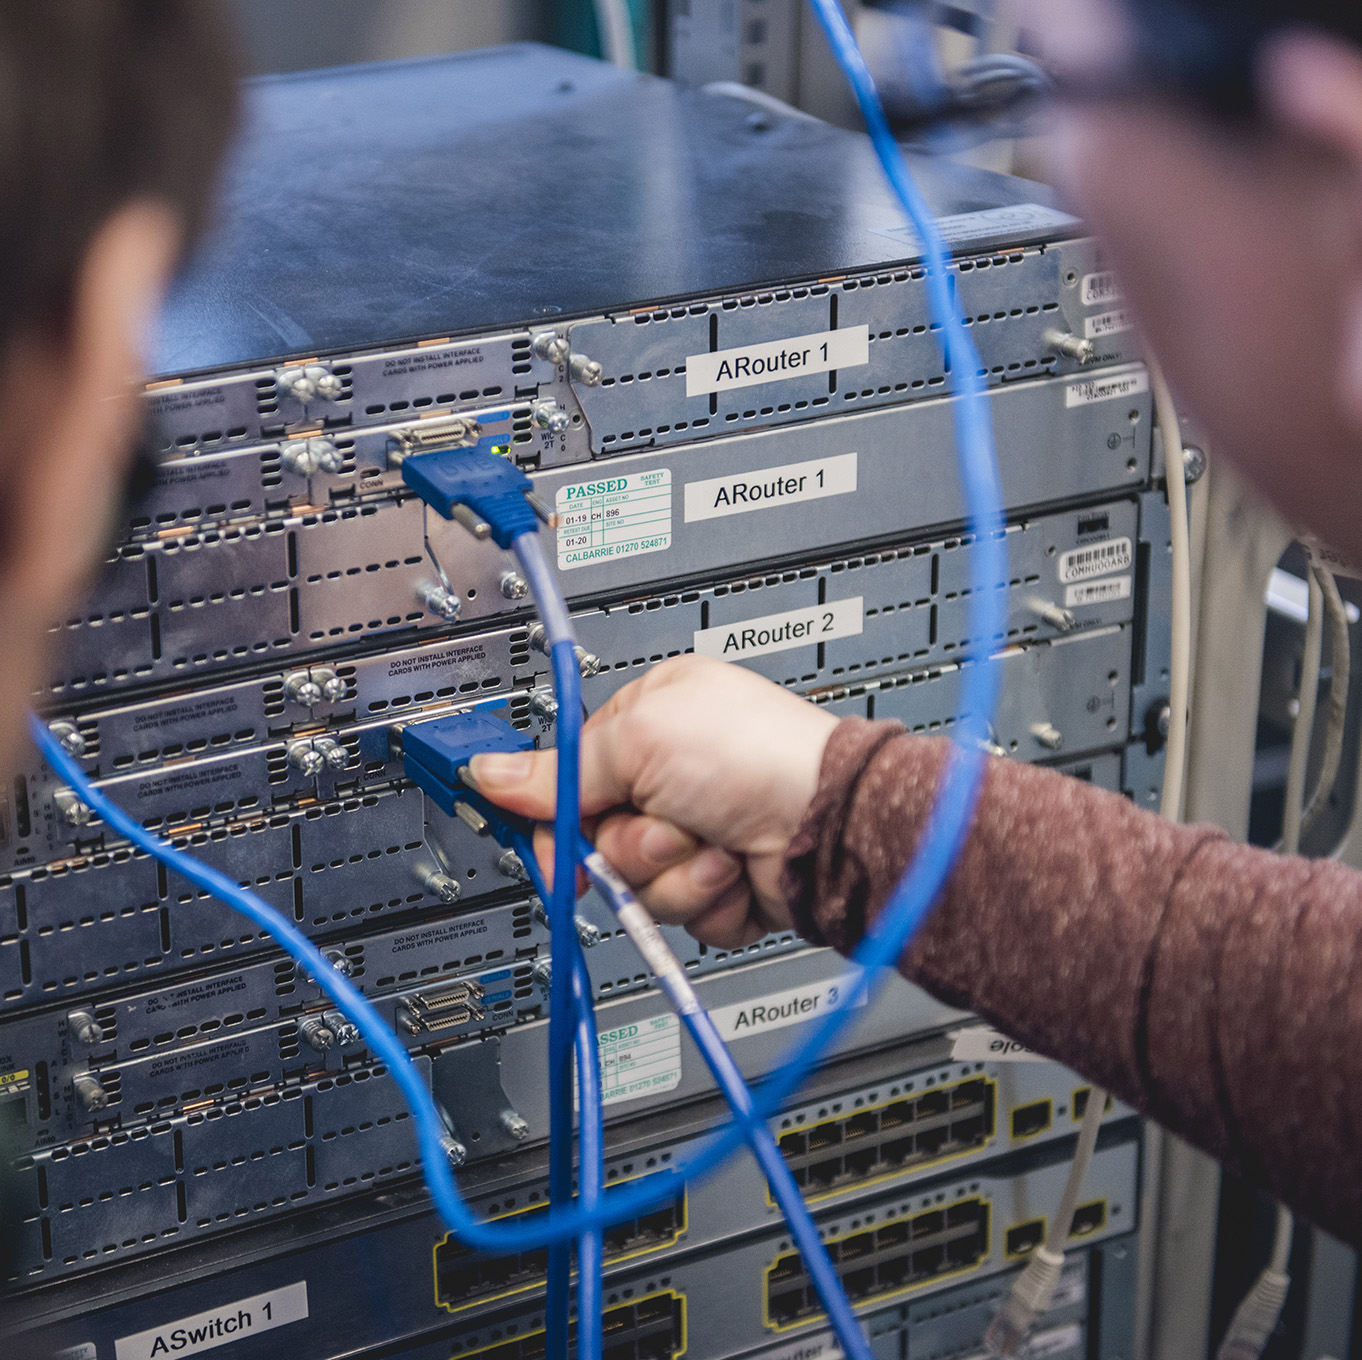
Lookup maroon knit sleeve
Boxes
[782,717,1362,1246]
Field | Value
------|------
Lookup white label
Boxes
[555,468,671,571]
[1081,270,1122,306]
[959,1324,1082,1360]
[115,1283,308,1360]
[695,597,863,661]
[708,974,865,1042]
[1065,367,1148,408]
[1065,575,1131,607]
[950,1026,1045,1063]
[870,203,1081,252]
[685,452,857,523]
[686,325,868,397]
[1083,306,1133,340]
[750,1331,841,1360]
[56,1347,97,1360]
[593,1014,681,1106]
[1057,537,1132,585]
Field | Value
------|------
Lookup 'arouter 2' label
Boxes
[1057,537,1132,586]
[685,452,856,523]
[555,468,671,571]
[686,325,869,397]
[694,597,863,661]
[708,973,865,1042]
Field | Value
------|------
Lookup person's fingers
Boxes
[593,812,699,887]
[685,880,766,950]
[634,846,745,926]
[468,747,558,820]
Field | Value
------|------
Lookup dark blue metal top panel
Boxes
[152,43,1063,378]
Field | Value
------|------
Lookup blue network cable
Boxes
[27,3,1007,1339]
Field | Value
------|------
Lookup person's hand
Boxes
[468,655,838,948]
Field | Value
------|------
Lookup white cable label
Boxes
[115,1283,308,1360]
[694,596,863,661]
[1057,537,1132,585]
[686,325,868,397]
[1065,575,1131,607]
[555,468,671,571]
[583,1015,682,1107]
[949,1026,1045,1063]
[707,974,865,1042]
[1080,270,1122,306]
[1083,306,1133,340]
[684,452,857,523]
[1065,368,1148,407]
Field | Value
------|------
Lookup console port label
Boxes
[685,324,868,397]
[556,469,671,571]
[1065,575,1131,608]
[707,973,865,1042]
[694,596,863,661]
[581,1014,681,1107]
[684,451,857,523]
[1057,537,1132,585]
[950,1026,1045,1063]
[115,1281,308,1360]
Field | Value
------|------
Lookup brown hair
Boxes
[0,1,240,348]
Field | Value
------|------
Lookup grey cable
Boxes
[1300,564,1350,838]
[1282,568,1324,856]
[592,0,636,69]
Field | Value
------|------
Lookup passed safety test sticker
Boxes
[579,1014,682,1108]
[555,468,671,571]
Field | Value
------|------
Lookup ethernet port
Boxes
[845,1110,877,1141]
[876,1256,909,1291]
[839,1233,873,1262]
[950,1113,986,1145]
[947,1233,981,1267]
[1010,1098,1053,1140]
[1069,1199,1107,1238]
[844,1146,878,1180]
[915,1090,949,1119]
[779,1130,807,1158]
[880,1134,913,1167]
[912,1210,944,1239]
[916,1124,950,1157]
[808,1124,842,1153]
[876,1221,909,1249]
[807,1157,842,1189]
[1072,1087,1115,1119]
[769,1288,805,1324]
[1005,1218,1045,1258]
[912,1244,944,1277]
[879,1099,910,1130]
[770,1255,802,1285]
[843,1266,874,1299]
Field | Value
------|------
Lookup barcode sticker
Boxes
[1065,575,1131,607]
[1084,307,1133,340]
[1065,368,1148,407]
[1081,270,1122,306]
[1057,537,1132,585]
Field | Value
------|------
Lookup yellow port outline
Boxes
[433,1178,688,1316]
[766,1074,998,1207]
[761,1196,992,1331]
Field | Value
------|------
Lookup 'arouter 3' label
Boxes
[708,973,865,1041]
[686,325,869,397]
[684,452,857,523]
[694,597,863,661]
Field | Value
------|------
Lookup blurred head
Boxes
[0,1,237,779]
[1025,2,1362,563]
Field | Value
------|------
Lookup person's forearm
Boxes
[783,717,1362,1246]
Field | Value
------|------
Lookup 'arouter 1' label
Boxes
[1057,536,1132,586]
[1081,270,1122,306]
[555,468,671,571]
[684,451,856,523]
[686,325,869,397]
[694,597,863,661]
[708,973,865,1042]
[1066,575,1131,608]
[1065,366,1148,407]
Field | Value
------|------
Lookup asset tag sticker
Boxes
[694,597,863,661]
[1065,575,1131,608]
[1065,367,1148,407]
[684,451,857,523]
[708,973,866,1042]
[1057,537,1132,586]
[1080,270,1122,306]
[555,468,671,571]
[589,1014,682,1107]
[114,1282,308,1360]
[1083,306,1133,340]
[949,1026,1046,1063]
[685,325,868,397]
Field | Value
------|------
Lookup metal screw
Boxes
[1043,328,1095,364]
[54,790,92,828]
[529,689,559,721]
[281,437,343,476]
[576,648,602,678]
[320,673,347,703]
[441,1134,469,1169]
[323,949,355,977]
[499,570,528,601]
[569,354,603,386]
[421,869,462,904]
[527,624,548,654]
[324,1010,360,1047]
[498,850,528,882]
[299,1016,337,1052]
[287,740,327,778]
[73,1074,109,1112]
[284,670,323,707]
[1182,444,1207,484]
[532,331,572,364]
[531,400,571,435]
[1029,599,1076,632]
[315,737,350,771]
[532,958,552,992]
[48,720,86,759]
[500,1110,531,1142]
[455,802,490,835]
[274,366,316,403]
[419,583,462,622]
[574,917,602,949]
[1030,722,1064,752]
[67,1010,103,1046]
[306,365,345,402]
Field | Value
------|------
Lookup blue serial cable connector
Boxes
[401,710,534,819]
[402,441,549,548]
